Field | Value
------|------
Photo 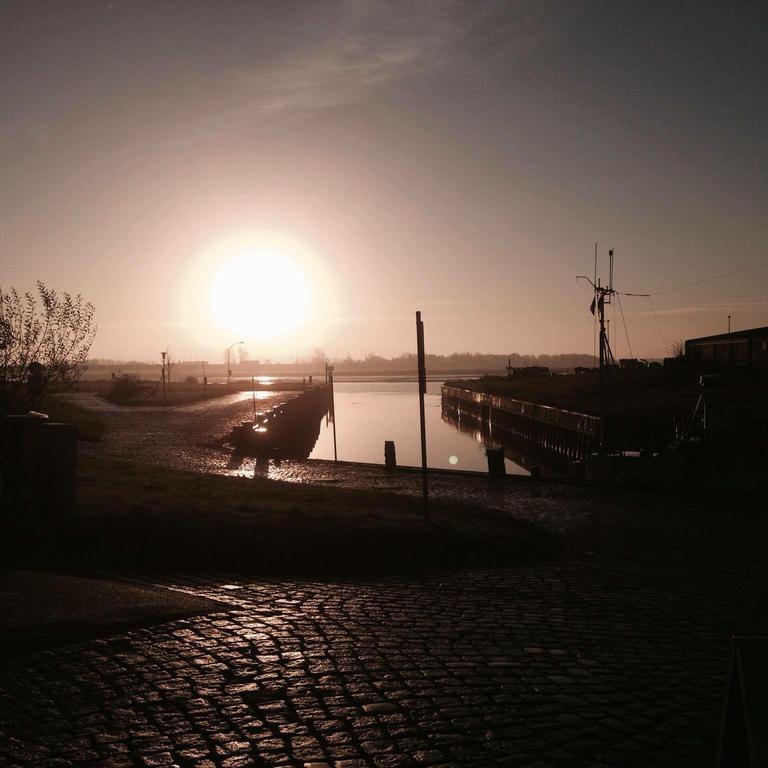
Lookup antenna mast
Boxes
[593,243,598,366]
[577,247,649,453]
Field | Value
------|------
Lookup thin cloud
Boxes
[169,0,572,147]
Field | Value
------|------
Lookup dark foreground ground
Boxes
[1,461,766,768]
[1,392,766,767]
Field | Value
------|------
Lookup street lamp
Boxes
[226,341,244,389]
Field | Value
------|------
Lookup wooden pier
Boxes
[441,385,600,469]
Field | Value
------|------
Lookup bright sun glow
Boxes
[210,250,310,339]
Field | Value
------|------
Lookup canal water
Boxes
[308,381,528,475]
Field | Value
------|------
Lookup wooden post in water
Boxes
[416,311,429,514]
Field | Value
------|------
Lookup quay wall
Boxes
[231,384,332,458]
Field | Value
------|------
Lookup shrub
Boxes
[110,374,144,400]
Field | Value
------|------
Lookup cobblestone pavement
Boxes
[61,392,296,474]
[2,461,767,767]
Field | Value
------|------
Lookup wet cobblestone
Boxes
[2,469,767,767]
[6,396,768,766]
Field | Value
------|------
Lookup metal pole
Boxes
[329,369,337,462]
[416,311,429,513]
[251,376,256,421]
[728,314,731,333]
[598,293,606,456]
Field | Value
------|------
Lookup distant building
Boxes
[619,358,648,370]
[508,366,550,378]
[685,327,768,369]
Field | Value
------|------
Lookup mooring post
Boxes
[486,447,506,478]
[416,311,429,514]
[384,440,396,471]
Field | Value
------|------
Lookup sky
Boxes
[2,0,767,363]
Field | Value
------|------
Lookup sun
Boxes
[210,249,310,339]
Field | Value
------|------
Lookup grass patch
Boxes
[9,455,556,578]
[38,395,106,441]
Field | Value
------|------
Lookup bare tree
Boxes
[310,348,328,364]
[0,281,96,413]
[670,339,685,358]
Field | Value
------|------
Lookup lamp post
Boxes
[226,341,244,389]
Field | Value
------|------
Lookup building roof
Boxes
[686,327,768,345]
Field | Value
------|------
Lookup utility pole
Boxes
[161,351,167,400]
[416,310,429,514]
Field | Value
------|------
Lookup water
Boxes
[309,381,528,475]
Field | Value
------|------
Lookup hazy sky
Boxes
[2,0,767,362]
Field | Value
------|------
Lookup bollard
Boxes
[485,447,506,478]
[38,423,77,518]
[384,441,397,471]
[2,412,49,520]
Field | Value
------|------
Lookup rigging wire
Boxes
[648,295,668,350]
[616,293,634,359]
[650,259,768,296]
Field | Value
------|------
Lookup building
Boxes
[685,327,768,369]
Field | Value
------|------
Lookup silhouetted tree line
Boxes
[296,351,596,372]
